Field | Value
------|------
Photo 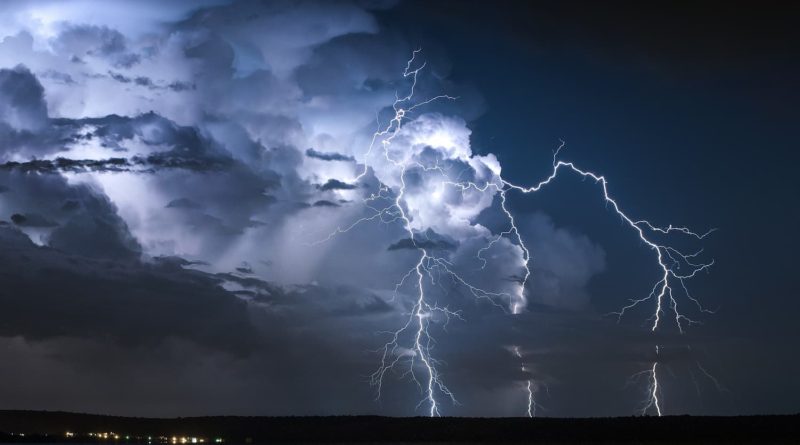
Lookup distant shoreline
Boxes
[0,410,798,443]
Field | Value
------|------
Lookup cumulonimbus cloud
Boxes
[0,0,623,417]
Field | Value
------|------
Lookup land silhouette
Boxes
[0,410,797,443]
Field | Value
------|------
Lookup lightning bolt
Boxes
[628,346,662,416]
[645,360,663,417]
[512,345,542,417]
[314,50,713,416]
[359,50,478,416]
[495,151,715,417]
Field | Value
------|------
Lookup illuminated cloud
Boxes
[0,0,746,418]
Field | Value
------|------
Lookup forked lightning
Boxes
[315,50,714,417]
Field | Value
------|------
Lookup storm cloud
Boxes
[0,0,665,417]
[0,0,781,419]
[306,147,355,162]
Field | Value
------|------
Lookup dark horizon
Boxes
[1,410,799,444]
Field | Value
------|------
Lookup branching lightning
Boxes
[314,50,714,417]
[629,355,662,417]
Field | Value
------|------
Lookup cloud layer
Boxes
[0,0,674,417]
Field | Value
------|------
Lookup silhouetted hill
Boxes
[0,410,797,443]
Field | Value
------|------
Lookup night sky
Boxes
[0,0,796,417]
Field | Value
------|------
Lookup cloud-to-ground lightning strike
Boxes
[315,50,713,417]
[628,346,663,416]
[630,364,662,416]
[512,345,540,417]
